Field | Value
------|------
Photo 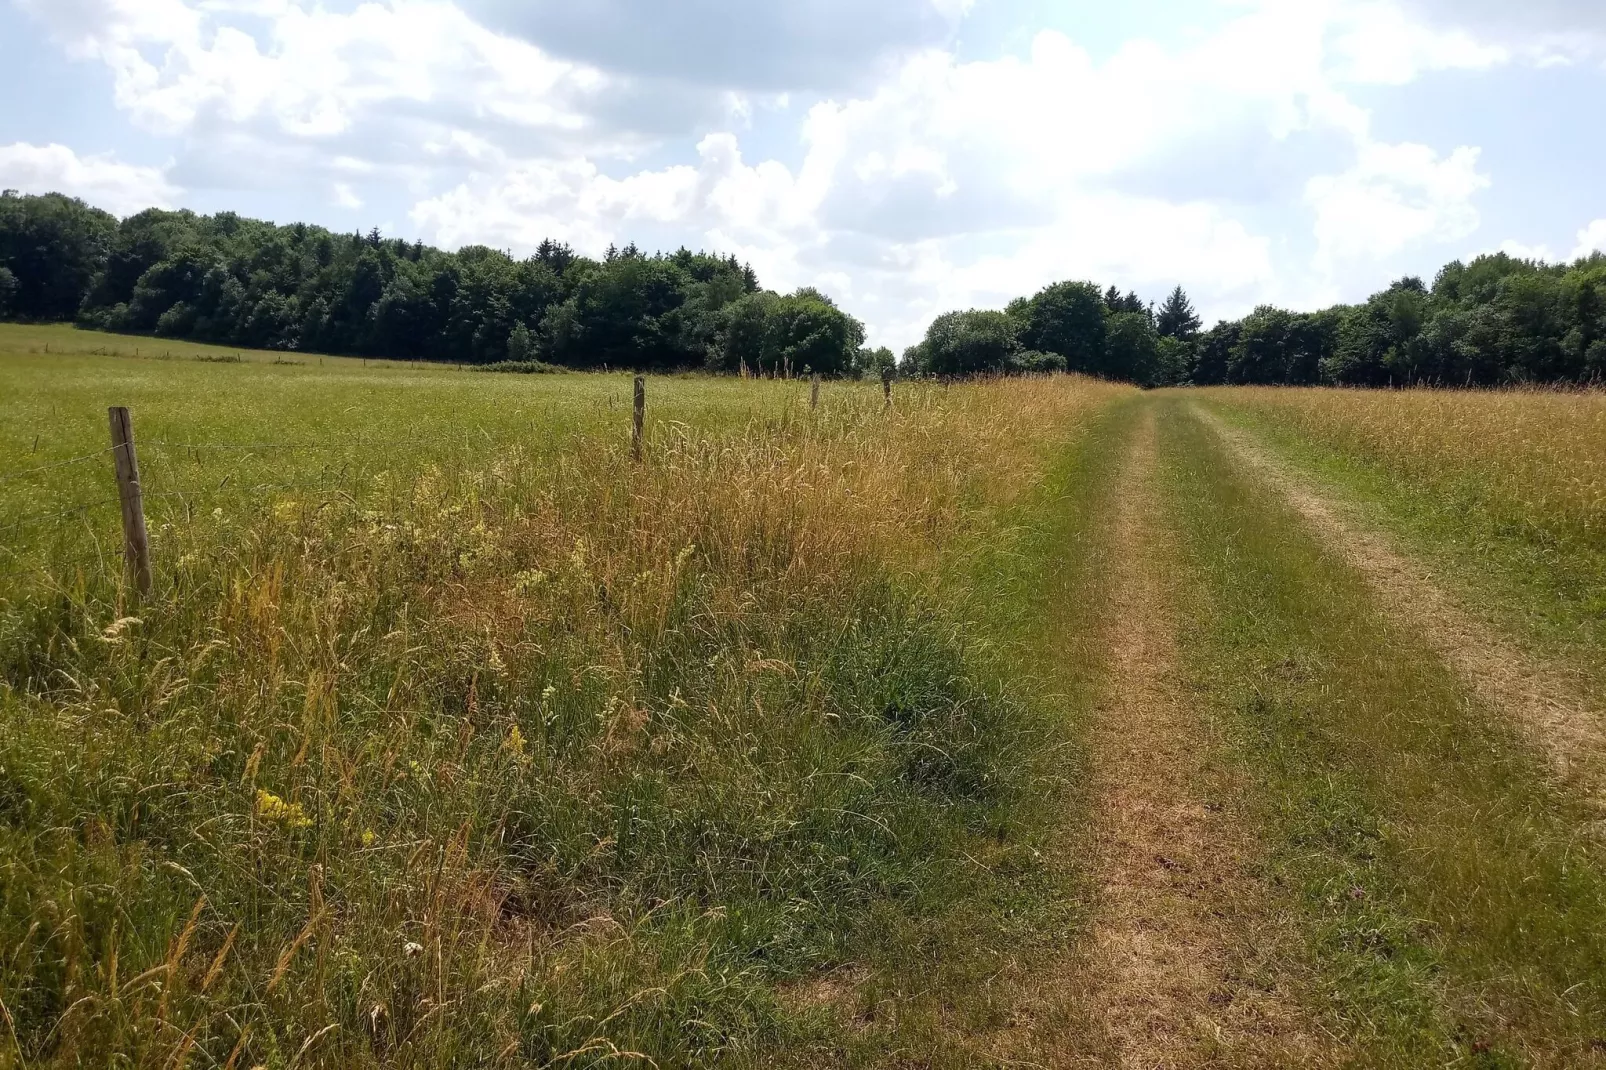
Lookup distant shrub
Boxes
[156,301,196,337]
[1009,350,1068,375]
[477,359,565,375]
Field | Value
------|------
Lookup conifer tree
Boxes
[1156,285,1202,340]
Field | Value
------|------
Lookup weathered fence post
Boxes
[632,375,646,463]
[108,406,152,597]
[881,367,893,407]
[811,372,820,411]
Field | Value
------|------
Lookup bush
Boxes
[156,301,196,337]
[1008,350,1067,374]
[507,321,535,363]
[917,309,1021,377]
[477,359,564,374]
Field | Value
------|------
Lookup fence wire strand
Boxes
[146,435,484,452]
[7,424,522,546]
[0,447,116,485]
[0,498,123,536]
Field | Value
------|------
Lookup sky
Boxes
[2,0,1604,351]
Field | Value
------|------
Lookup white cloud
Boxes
[332,182,363,209]
[1389,0,1606,59]
[17,0,610,142]
[1329,1,1509,83]
[1493,238,1557,263]
[461,0,967,94]
[0,142,180,216]
[1573,220,1606,261]
[14,0,1520,347]
[1473,219,1606,267]
[411,2,1502,346]
[1306,143,1489,267]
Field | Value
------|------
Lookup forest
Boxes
[0,191,881,378]
[910,257,1606,387]
[3,189,1605,385]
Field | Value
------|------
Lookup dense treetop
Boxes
[0,191,871,377]
[5,189,1606,386]
[907,255,1606,387]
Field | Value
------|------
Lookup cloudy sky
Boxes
[2,0,1604,349]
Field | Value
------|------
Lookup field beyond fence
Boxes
[0,326,1132,1068]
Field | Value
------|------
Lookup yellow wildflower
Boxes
[256,789,312,830]
[504,724,529,761]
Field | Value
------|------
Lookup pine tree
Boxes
[536,239,575,274]
[1156,285,1202,340]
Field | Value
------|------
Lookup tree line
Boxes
[908,253,1606,387]
[0,191,883,377]
[6,190,1605,386]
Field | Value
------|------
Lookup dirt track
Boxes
[1199,405,1606,814]
[1060,408,1327,1069]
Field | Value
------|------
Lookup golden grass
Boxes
[1163,397,1606,1065]
[0,351,1130,1068]
[1198,386,1606,547]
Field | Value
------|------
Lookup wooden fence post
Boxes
[881,367,893,407]
[811,373,820,411]
[108,406,152,597]
[632,376,646,463]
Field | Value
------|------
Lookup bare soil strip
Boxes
[1057,409,1327,1069]
[1199,406,1606,812]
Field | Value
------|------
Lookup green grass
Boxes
[0,330,851,583]
[1157,397,1606,1067]
[1199,395,1606,707]
[863,392,1148,1055]
[25,324,1606,1067]
[0,326,1133,1068]
[0,321,458,367]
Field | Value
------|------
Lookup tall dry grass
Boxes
[1200,386,1606,550]
[1163,397,1606,1064]
[0,372,1126,1068]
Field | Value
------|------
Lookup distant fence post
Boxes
[632,376,646,463]
[108,406,152,598]
[881,367,893,408]
[811,372,820,411]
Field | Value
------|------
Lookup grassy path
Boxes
[1156,397,1606,1067]
[1195,405,1606,813]
[903,392,1606,1068]
[1027,404,1329,1068]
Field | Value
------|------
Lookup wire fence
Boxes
[0,498,125,537]
[0,447,118,486]
[1,427,426,576]
[1,410,617,585]
[1,376,886,584]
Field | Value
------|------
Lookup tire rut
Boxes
[1065,406,1329,1069]
[1197,404,1606,816]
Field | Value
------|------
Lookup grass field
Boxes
[6,324,1606,1068]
